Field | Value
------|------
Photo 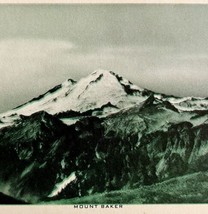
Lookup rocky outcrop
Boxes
[0,111,104,202]
[1,103,208,203]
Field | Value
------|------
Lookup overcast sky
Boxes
[1,4,208,113]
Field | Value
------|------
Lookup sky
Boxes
[1,4,208,113]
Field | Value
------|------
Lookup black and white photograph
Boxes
[1,2,208,209]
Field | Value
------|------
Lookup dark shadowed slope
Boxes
[0,192,28,204]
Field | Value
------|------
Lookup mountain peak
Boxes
[91,69,111,75]
[88,69,120,84]
[0,69,148,128]
[90,69,126,82]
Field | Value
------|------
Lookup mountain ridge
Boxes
[0,69,149,128]
[1,69,208,203]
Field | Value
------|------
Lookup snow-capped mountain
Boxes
[2,69,208,129]
[1,69,208,204]
[12,69,148,114]
[0,69,149,128]
[1,69,208,129]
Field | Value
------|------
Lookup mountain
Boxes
[1,69,208,130]
[0,70,150,128]
[1,69,208,204]
[164,96,208,111]
[0,111,105,202]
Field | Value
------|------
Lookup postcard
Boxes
[0,1,208,213]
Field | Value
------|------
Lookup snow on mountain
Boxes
[48,172,76,197]
[41,69,146,114]
[1,69,208,129]
[166,96,208,111]
[0,78,76,128]
[0,69,148,128]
